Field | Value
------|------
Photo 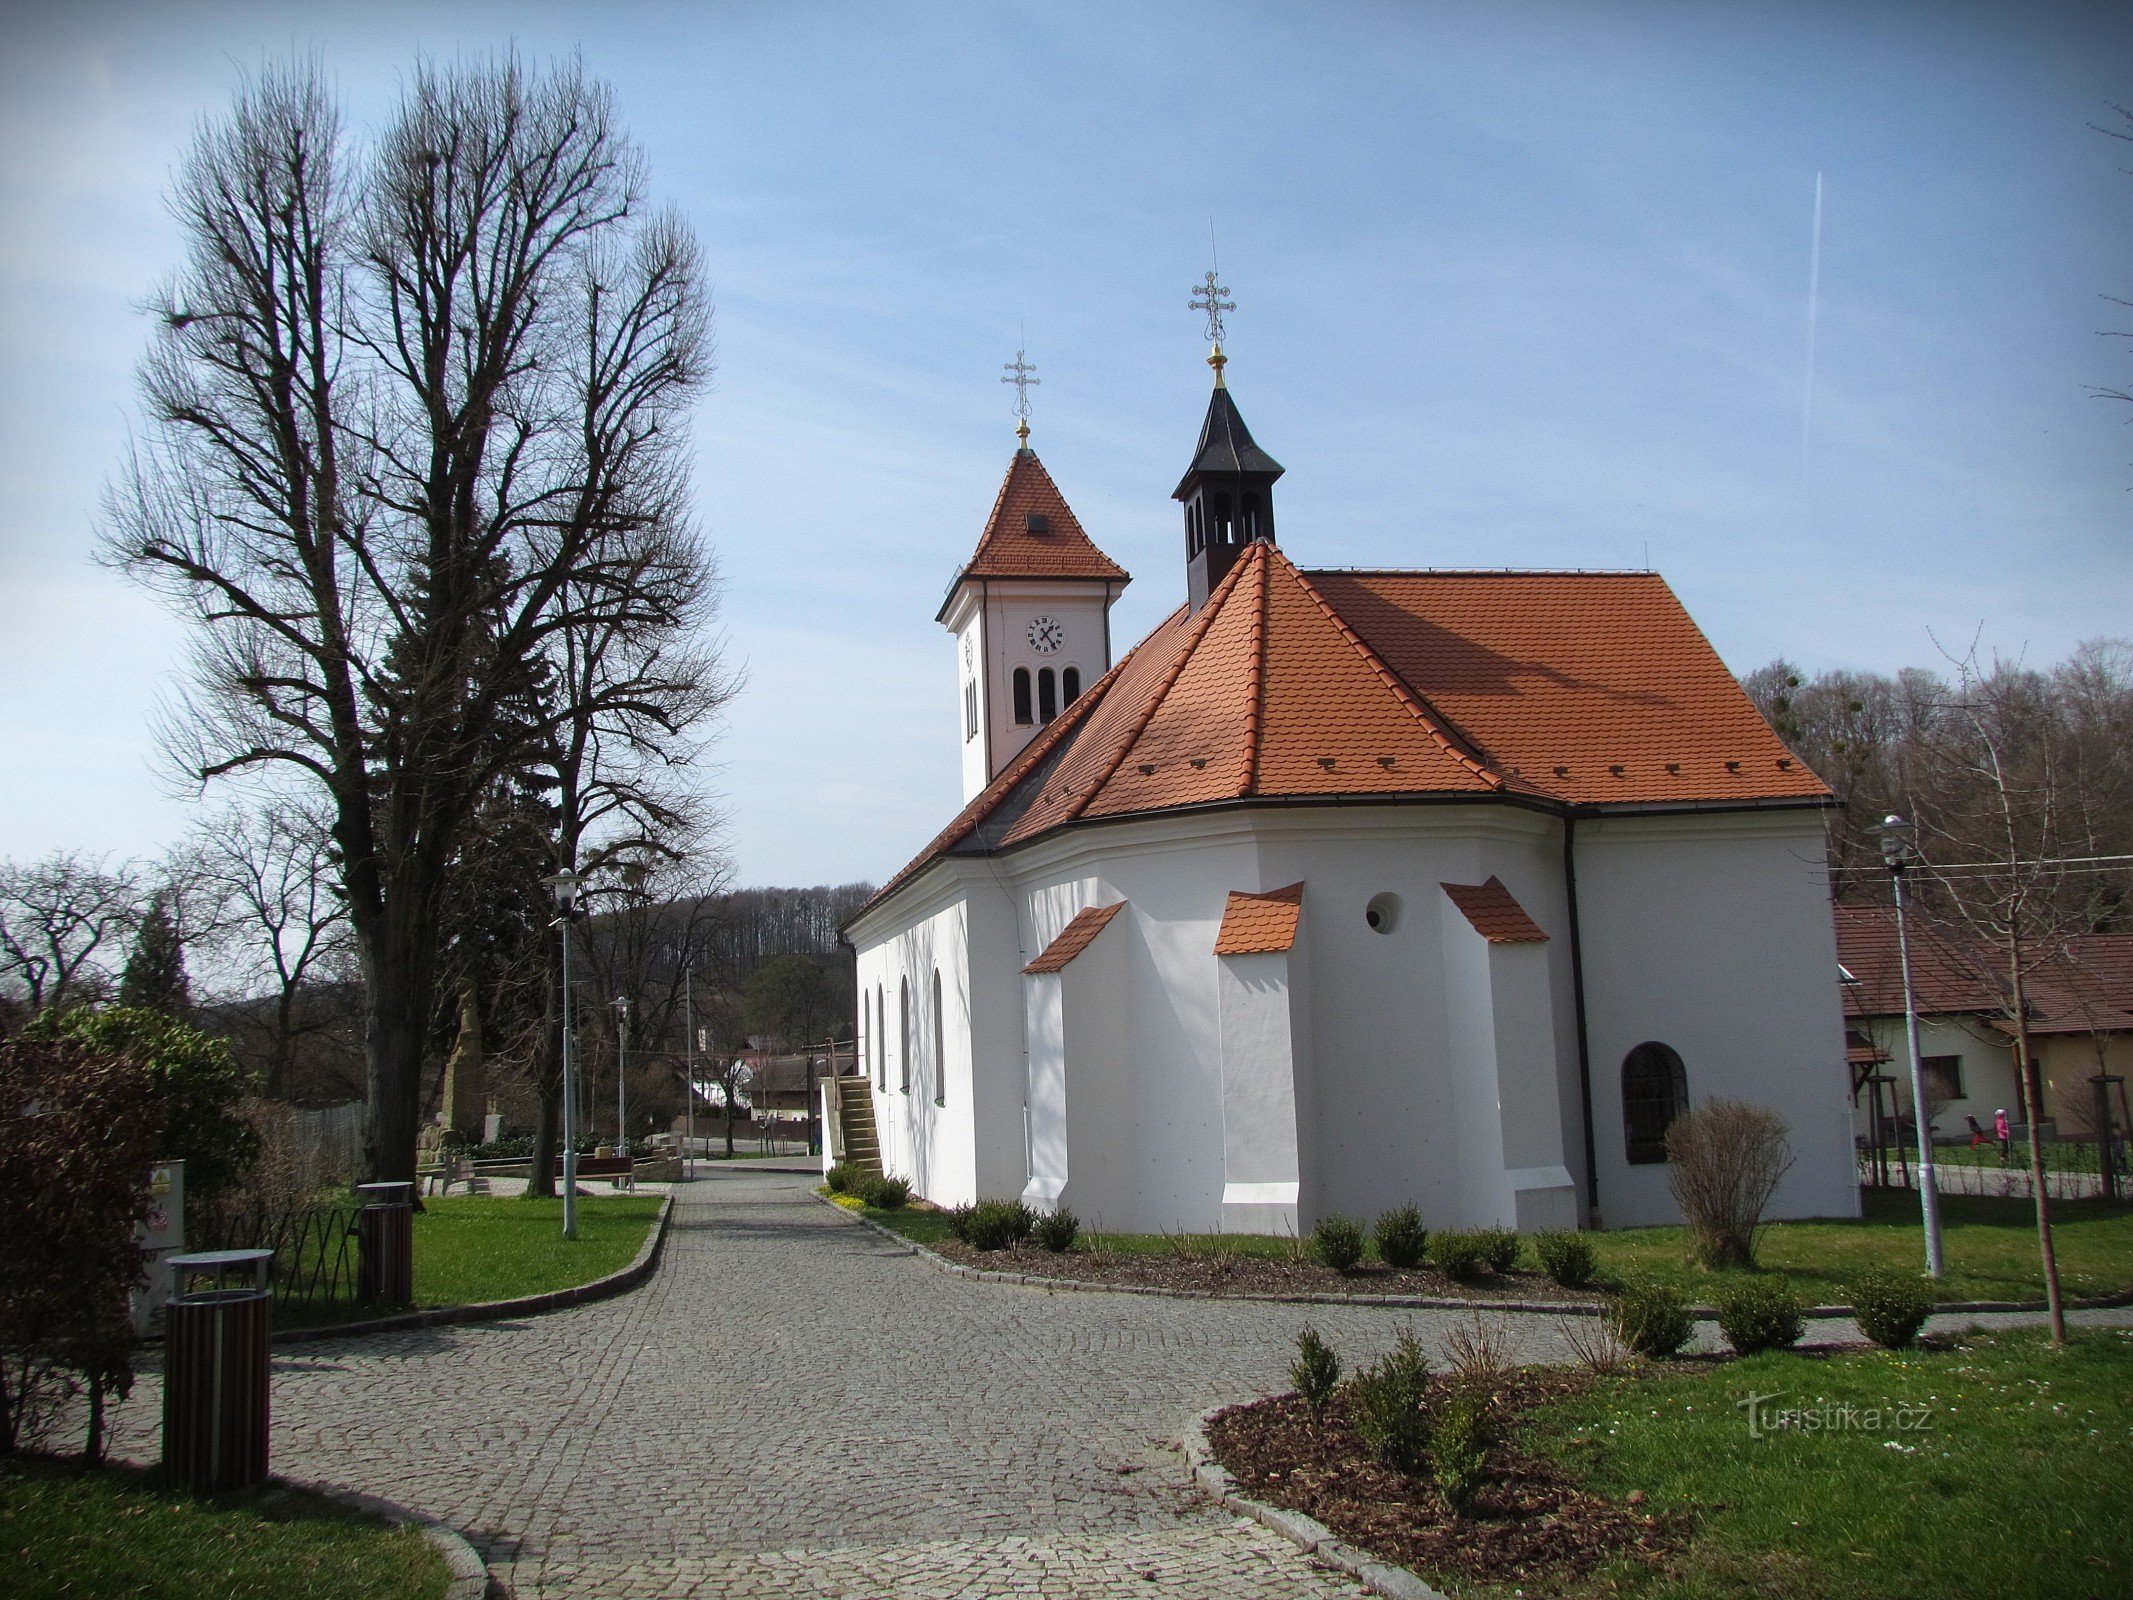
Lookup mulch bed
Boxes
[1205,1371,1684,1592]
[922,1237,1601,1304]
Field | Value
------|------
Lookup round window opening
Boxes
[1365,892,1402,934]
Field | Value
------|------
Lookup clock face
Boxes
[1027,616,1064,654]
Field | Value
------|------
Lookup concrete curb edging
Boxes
[287,1476,492,1600]
[268,1193,674,1346]
[813,1192,2133,1320]
[1181,1405,1449,1600]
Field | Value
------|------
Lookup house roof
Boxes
[1441,877,1549,943]
[1024,902,1127,974]
[1214,882,1305,955]
[865,539,1831,918]
[1833,906,2133,1036]
[937,450,1128,619]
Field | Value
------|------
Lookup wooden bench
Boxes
[554,1155,636,1190]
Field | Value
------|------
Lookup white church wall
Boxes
[1576,810,1858,1229]
[1215,950,1304,1233]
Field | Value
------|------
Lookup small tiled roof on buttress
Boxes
[1214,883,1305,955]
[1023,902,1127,974]
[868,539,1831,916]
[1441,878,1549,943]
[936,450,1128,618]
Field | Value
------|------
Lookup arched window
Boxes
[964,682,978,741]
[874,985,886,1089]
[1061,666,1081,705]
[931,968,945,1107]
[1622,1042,1689,1164]
[1037,667,1057,723]
[1213,492,1233,543]
[1012,667,1033,725]
[898,977,911,1093]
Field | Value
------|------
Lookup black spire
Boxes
[1175,382,1284,612]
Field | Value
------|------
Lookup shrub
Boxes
[1429,1229,1491,1282]
[1479,1227,1521,1273]
[1713,1275,1806,1355]
[1033,1207,1079,1253]
[1664,1098,1795,1270]
[1442,1311,1514,1388]
[1373,1205,1428,1270]
[1533,1230,1596,1289]
[1290,1325,1342,1420]
[1312,1214,1365,1273]
[824,1162,860,1195]
[0,1036,167,1459]
[1608,1276,1694,1360]
[858,1174,911,1210]
[24,1006,257,1207]
[946,1201,976,1241]
[1348,1327,1434,1474]
[1849,1268,1936,1350]
[962,1198,1034,1252]
[1432,1388,1495,1515]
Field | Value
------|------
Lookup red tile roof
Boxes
[865,542,1833,919]
[1833,907,2133,1036]
[1440,877,1548,943]
[1023,902,1127,974]
[1214,882,1305,955]
[941,451,1129,609]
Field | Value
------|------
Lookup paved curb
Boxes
[286,1475,493,1600]
[1180,1405,1449,1600]
[813,1192,2133,1321]
[267,1193,674,1346]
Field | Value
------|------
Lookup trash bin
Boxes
[162,1248,274,1493]
[357,1180,414,1305]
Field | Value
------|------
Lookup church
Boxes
[840,318,1860,1235]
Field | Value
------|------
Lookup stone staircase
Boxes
[835,1080,884,1176]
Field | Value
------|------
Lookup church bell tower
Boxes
[938,353,1129,801]
[1176,270,1283,613]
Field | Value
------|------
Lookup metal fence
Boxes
[1858,1148,2120,1203]
[191,1195,364,1315]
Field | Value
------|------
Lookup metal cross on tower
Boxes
[1002,349,1040,444]
[1189,269,1234,347]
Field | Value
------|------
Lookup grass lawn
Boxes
[1588,1189,2133,1305]
[279,1192,663,1328]
[848,1188,2133,1306]
[1520,1328,2133,1599]
[0,1455,450,1600]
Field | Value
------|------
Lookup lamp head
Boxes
[542,869,584,912]
[1878,814,1913,868]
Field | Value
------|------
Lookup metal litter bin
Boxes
[357,1180,414,1305]
[162,1248,273,1493]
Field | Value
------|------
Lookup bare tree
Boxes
[104,57,723,1181]
[0,853,141,1017]
[181,800,352,1097]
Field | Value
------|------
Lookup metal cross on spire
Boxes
[1189,269,1234,347]
[1001,349,1040,446]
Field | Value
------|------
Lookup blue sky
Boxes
[2,1,2128,890]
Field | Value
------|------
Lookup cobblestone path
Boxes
[103,1167,2128,1598]
[105,1168,1532,1597]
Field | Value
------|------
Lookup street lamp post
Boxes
[683,979,696,1181]
[614,993,631,1158]
[1881,815,1944,1278]
[541,870,585,1241]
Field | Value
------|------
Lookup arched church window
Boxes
[1062,666,1081,705]
[899,977,911,1094]
[1242,494,1261,541]
[1038,668,1057,723]
[874,985,886,1090]
[1213,492,1233,544]
[1622,1041,1688,1164]
[1012,667,1032,725]
[932,968,945,1107]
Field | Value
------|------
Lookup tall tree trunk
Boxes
[361,938,432,1185]
[2006,936,2068,1343]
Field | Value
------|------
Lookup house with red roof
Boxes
[840,348,1860,1232]
[1835,905,2133,1144]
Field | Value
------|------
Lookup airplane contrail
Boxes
[1802,170,1824,467]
